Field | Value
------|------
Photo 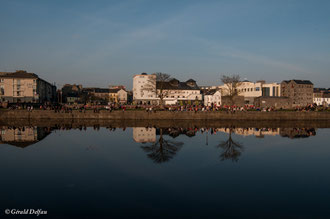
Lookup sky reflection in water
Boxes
[0,126,329,218]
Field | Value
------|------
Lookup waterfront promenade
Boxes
[1,109,330,122]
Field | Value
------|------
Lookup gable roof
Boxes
[109,88,121,93]
[283,79,313,85]
[293,80,313,85]
[0,71,39,79]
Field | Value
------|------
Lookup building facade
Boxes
[133,73,202,105]
[254,96,291,109]
[219,80,281,104]
[0,71,56,103]
[133,73,158,104]
[109,88,128,104]
[133,127,156,143]
[61,84,82,103]
[281,80,314,107]
[203,89,222,106]
[313,88,330,106]
[0,126,51,148]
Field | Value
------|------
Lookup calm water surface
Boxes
[0,125,330,218]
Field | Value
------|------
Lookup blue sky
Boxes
[1,0,329,89]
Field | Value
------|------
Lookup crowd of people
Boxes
[3,102,329,113]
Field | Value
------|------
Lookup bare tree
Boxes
[142,72,171,106]
[220,74,242,105]
[217,128,243,162]
[141,128,183,163]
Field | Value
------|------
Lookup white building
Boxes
[203,89,222,106]
[133,73,202,105]
[219,80,281,104]
[313,89,330,106]
[133,73,158,105]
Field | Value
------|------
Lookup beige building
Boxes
[0,126,51,148]
[0,70,56,103]
[82,87,128,104]
[219,80,281,104]
[216,127,280,138]
[133,127,156,143]
[109,88,128,104]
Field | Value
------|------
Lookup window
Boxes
[0,85,4,95]
[0,79,4,83]
[256,87,260,91]
[17,91,21,96]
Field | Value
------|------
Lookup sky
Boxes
[0,0,330,89]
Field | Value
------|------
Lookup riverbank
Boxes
[1,118,330,129]
[1,109,330,122]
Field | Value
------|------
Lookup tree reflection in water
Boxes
[217,128,243,162]
[141,129,184,163]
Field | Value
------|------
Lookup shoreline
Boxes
[1,110,330,128]
[1,109,330,120]
[1,119,330,128]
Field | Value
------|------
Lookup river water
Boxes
[0,125,329,218]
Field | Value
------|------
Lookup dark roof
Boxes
[109,88,121,93]
[283,79,313,85]
[323,92,330,98]
[203,89,219,95]
[186,79,196,83]
[293,80,313,85]
[66,92,79,97]
[156,80,200,90]
[94,88,109,93]
[83,88,125,93]
[0,71,39,79]
[83,88,110,93]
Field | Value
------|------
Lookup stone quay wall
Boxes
[1,110,330,121]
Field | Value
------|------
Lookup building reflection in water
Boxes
[0,126,51,148]
[280,128,316,139]
[0,125,317,163]
[215,128,280,138]
[134,127,184,163]
[216,128,243,162]
[133,126,317,163]
[133,127,156,143]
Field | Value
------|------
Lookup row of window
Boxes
[315,98,330,101]
[0,79,37,83]
[239,87,260,92]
